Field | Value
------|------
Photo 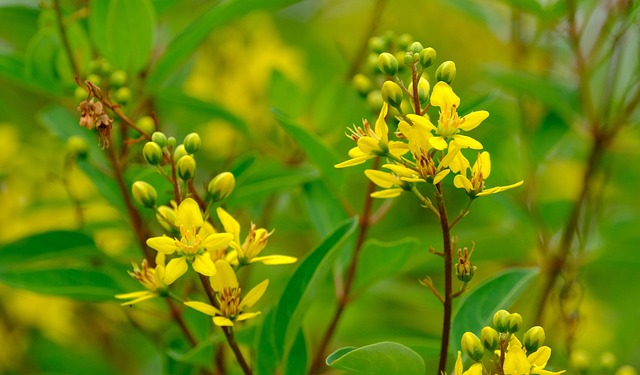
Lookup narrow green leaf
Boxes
[273,218,358,360]
[105,0,155,72]
[24,28,61,92]
[326,341,426,375]
[88,0,109,49]
[451,268,539,351]
[255,309,279,375]
[285,329,308,375]
[77,158,127,213]
[302,180,349,237]
[353,238,418,293]
[147,0,302,86]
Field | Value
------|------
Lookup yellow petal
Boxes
[459,110,489,131]
[210,259,238,292]
[115,291,152,300]
[479,151,491,178]
[371,188,403,198]
[250,255,297,265]
[476,180,524,197]
[439,145,460,168]
[434,169,450,184]
[236,312,261,322]
[453,135,483,149]
[454,351,463,375]
[334,155,373,168]
[164,257,188,285]
[407,114,437,131]
[201,232,234,250]
[116,292,156,306]
[454,175,472,192]
[177,198,203,229]
[528,346,551,367]
[429,136,448,150]
[430,81,460,108]
[364,169,397,188]
[449,152,470,174]
[464,363,484,375]
[213,316,234,326]
[192,253,217,276]
[383,163,418,178]
[146,236,178,254]
[216,207,241,241]
[388,141,409,156]
[240,279,269,308]
[531,369,566,375]
[374,102,389,144]
[184,301,221,316]
[357,136,379,154]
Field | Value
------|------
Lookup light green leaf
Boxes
[353,238,418,293]
[105,0,155,72]
[88,0,109,49]
[285,329,308,375]
[255,309,279,375]
[451,268,539,351]
[326,341,425,375]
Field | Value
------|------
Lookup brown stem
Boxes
[436,184,453,375]
[345,0,388,79]
[188,178,207,210]
[411,64,421,114]
[309,158,380,374]
[53,0,80,79]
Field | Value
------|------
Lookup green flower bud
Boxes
[352,74,373,96]
[166,136,177,149]
[461,332,484,362]
[176,154,196,180]
[480,326,499,351]
[110,70,127,88]
[67,135,88,159]
[396,33,413,50]
[523,326,545,352]
[100,59,112,75]
[377,52,398,76]
[419,47,437,68]
[114,87,131,104]
[143,142,163,165]
[183,133,201,154]
[174,144,188,161]
[135,116,155,136]
[74,86,88,102]
[381,81,403,109]
[208,172,235,202]
[86,74,102,86]
[403,52,414,66]
[131,181,157,208]
[570,350,592,374]
[615,366,638,375]
[599,352,616,373]
[394,51,408,72]
[151,131,167,147]
[368,36,387,54]
[435,60,457,84]
[506,313,523,333]
[366,53,379,74]
[366,90,383,113]
[409,41,423,54]
[493,310,510,332]
[156,205,176,231]
[408,77,431,107]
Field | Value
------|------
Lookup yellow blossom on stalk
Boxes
[335,102,408,168]
[453,151,523,198]
[146,198,234,284]
[115,253,168,305]
[364,168,412,198]
[216,208,297,266]
[453,351,483,375]
[184,260,268,326]
[429,82,487,150]
[503,337,566,375]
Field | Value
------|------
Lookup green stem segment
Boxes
[436,184,453,375]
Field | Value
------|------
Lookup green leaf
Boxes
[302,180,349,237]
[147,0,302,86]
[88,0,109,49]
[326,341,426,375]
[451,267,539,351]
[274,109,344,190]
[285,329,308,375]
[77,158,127,213]
[255,309,279,375]
[24,27,62,93]
[353,238,418,293]
[273,218,358,361]
[105,0,155,72]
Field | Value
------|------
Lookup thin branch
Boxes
[435,184,453,375]
[53,0,80,79]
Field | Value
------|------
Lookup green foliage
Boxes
[326,341,425,375]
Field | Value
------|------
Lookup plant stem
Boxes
[436,184,453,375]
[309,158,380,374]
[53,0,80,79]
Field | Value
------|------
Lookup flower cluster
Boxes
[453,309,565,375]
[76,97,112,148]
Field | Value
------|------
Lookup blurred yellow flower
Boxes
[453,351,483,375]
[184,260,268,327]
[115,253,168,305]
[453,151,523,198]
[146,198,233,284]
[503,336,565,375]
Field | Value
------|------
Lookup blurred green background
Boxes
[0,0,638,374]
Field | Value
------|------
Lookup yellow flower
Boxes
[429,82,487,150]
[453,351,483,375]
[335,102,408,168]
[146,198,234,284]
[504,337,566,375]
[184,260,268,326]
[115,253,168,305]
[453,151,523,198]
[364,168,412,198]
[216,207,297,266]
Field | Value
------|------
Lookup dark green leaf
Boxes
[302,180,349,237]
[255,309,279,375]
[326,341,425,375]
[105,0,155,72]
[353,237,418,293]
[88,0,109,49]
[285,329,308,375]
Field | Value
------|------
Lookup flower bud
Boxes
[67,136,88,159]
[366,53,379,74]
[86,74,102,86]
[436,60,456,84]
[151,131,166,147]
[156,205,176,231]
[114,87,131,104]
[408,77,431,107]
[174,144,188,161]
[377,52,398,76]
[419,47,437,68]
[368,36,387,54]
[352,74,373,96]
[615,366,638,375]
[166,136,177,149]
[506,313,523,333]
[381,81,403,109]
[110,70,127,88]
[480,326,499,351]
[570,350,591,374]
[136,116,155,136]
[493,310,510,332]
[461,332,484,362]
[403,52,414,66]
[143,142,163,165]
[366,90,383,113]
[599,352,616,373]
[132,181,157,208]
[396,33,413,50]
[523,326,545,352]
[208,172,235,202]
[183,133,201,154]
[176,155,196,180]
[409,41,423,54]
[74,86,88,102]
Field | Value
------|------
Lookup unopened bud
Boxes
[506,313,523,333]
[615,366,638,375]
[176,155,196,180]
[136,116,155,136]
[156,205,177,231]
[523,326,545,352]
[480,326,499,351]
[403,52,414,66]
[110,70,127,88]
[377,52,398,76]
[571,350,592,374]
[143,142,163,165]
[183,133,201,154]
[408,77,431,107]
[86,74,102,86]
[151,131,166,147]
[435,60,456,84]
[461,332,484,362]
[409,41,423,54]
[67,136,88,159]
[74,86,88,102]
[366,90,383,112]
[419,47,437,68]
[352,74,373,96]
[174,144,188,161]
[166,136,176,149]
[493,310,510,333]
[114,87,131,104]
[208,172,235,202]
[396,33,413,50]
[132,181,157,208]
[599,352,616,373]
[368,36,387,54]
[381,81,403,109]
